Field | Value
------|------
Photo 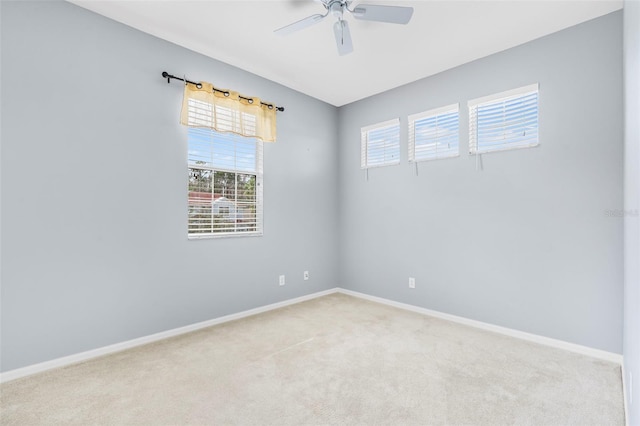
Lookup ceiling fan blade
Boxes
[351,4,414,24]
[333,20,353,56]
[274,13,326,36]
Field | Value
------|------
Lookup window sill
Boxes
[470,142,539,155]
[188,231,263,240]
[410,153,460,163]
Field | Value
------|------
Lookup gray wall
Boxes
[0,1,339,372]
[624,0,640,423]
[338,12,624,353]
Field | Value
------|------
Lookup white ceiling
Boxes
[69,0,622,106]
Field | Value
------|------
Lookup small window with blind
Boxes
[468,83,539,154]
[188,128,263,238]
[361,119,400,168]
[408,104,459,162]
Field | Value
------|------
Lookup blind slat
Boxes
[469,85,539,154]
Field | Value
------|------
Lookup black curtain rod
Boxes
[162,71,285,112]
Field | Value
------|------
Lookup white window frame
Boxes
[187,128,263,239]
[360,118,401,169]
[408,103,460,162]
[468,83,539,155]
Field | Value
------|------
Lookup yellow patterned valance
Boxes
[180,81,277,143]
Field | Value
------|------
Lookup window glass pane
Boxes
[213,171,236,201]
[234,138,257,173]
[188,168,213,234]
[188,129,256,173]
[188,128,214,167]
[236,174,257,232]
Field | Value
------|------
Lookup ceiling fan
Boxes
[274,0,414,56]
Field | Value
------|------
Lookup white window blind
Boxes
[408,104,459,162]
[360,119,400,168]
[187,128,263,238]
[469,83,539,154]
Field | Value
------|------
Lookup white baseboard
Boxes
[0,288,340,384]
[1,286,622,384]
[337,288,623,365]
[622,362,629,426]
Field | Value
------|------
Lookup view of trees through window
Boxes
[187,128,262,237]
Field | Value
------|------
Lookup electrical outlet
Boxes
[279,275,285,286]
[409,277,416,289]
[304,271,309,280]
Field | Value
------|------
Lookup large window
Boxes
[468,84,539,154]
[360,118,400,168]
[408,104,459,162]
[188,128,263,238]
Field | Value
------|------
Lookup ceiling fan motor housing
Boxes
[329,0,346,18]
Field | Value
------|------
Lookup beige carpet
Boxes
[0,293,624,425]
